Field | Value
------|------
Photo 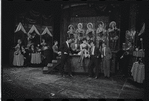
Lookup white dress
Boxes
[13,50,24,66]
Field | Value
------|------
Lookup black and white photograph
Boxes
[2,0,147,100]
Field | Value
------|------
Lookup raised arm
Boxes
[80,44,83,51]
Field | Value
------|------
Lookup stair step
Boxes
[56,57,61,59]
[47,63,53,67]
[43,66,48,71]
[52,60,58,63]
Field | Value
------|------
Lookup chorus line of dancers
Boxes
[12,38,53,67]
[67,21,120,52]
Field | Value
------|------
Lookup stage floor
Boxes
[2,66,144,99]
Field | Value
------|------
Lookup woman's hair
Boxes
[98,21,104,27]
[82,38,87,41]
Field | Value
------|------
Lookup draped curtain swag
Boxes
[15,22,27,33]
[28,25,40,35]
[41,27,53,37]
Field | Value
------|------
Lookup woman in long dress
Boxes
[108,21,120,51]
[13,39,24,66]
[96,21,106,43]
[75,23,85,44]
[13,48,24,66]
[30,44,36,64]
[67,25,76,38]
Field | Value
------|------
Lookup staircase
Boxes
[43,56,61,74]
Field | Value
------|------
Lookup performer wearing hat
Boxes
[75,23,85,44]
[67,24,75,39]
[108,21,120,51]
[96,21,108,47]
[96,21,105,42]
[86,22,95,42]
[102,42,112,78]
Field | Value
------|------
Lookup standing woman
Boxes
[75,23,85,44]
[96,21,106,41]
[13,39,24,66]
[67,25,76,39]
[108,21,120,51]
[102,42,112,78]
[52,40,60,60]
[30,44,36,64]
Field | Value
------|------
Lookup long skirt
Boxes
[31,53,42,64]
[13,54,24,66]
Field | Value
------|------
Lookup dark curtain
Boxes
[60,10,70,46]
[14,30,28,46]
[41,33,52,47]
[30,31,40,46]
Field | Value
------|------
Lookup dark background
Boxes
[2,1,146,65]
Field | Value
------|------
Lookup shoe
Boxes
[95,76,98,79]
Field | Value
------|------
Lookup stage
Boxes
[3,66,144,99]
[68,52,117,73]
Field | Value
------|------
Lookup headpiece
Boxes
[68,24,75,30]
[109,21,116,28]
[87,22,93,29]
[78,23,83,29]
[98,21,104,28]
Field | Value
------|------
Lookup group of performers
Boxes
[12,38,53,67]
[59,20,144,78]
[12,21,120,78]
[59,37,112,78]
[12,20,144,79]
[67,21,120,52]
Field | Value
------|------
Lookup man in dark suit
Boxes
[88,41,102,79]
[102,42,112,78]
[121,42,134,77]
[59,38,73,77]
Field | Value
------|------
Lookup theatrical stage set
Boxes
[8,3,145,84]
